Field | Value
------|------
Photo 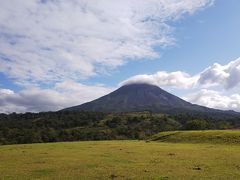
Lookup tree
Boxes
[185,119,208,130]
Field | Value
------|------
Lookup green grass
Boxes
[0,130,240,179]
[150,130,240,144]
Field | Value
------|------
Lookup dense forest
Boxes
[0,111,239,145]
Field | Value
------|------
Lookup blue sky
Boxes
[88,0,240,86]
[0,0,240,113]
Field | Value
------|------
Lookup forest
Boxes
[0,111,239,145]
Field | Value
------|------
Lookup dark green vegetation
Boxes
[0,111,239,145]
[150,130,240,144]
[0,139,240,179]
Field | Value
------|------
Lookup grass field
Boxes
[150,130,240,144]
[0,130,240,179]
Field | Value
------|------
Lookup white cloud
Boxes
[120,71,198,88]
[121,57,240,90]
[0,82,113,113]
[184,89,240,111]
[0,0,214,85]
[198,57,240,89]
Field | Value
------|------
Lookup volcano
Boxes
[63,83,234,114]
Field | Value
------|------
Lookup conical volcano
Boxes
[63,83,217,113]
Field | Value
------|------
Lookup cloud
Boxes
[184,89,240,111]
[120,71,198,88]
[121,57,240,90]
[0,0,214,85]
[198,57,240,89]
[0,82,113,113]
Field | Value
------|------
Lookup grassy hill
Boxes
[0,130,240,179]
[150,130,240,144]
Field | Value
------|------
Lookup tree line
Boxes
[0,111,238,145]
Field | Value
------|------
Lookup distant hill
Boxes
[150,130,240,145]
[63,83,238,116]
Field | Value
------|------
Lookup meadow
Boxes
[0,130,240,179]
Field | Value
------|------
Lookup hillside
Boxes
[63,84,239,117]
[150,130,240,144]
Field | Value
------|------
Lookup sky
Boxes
[0,0,240,113]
